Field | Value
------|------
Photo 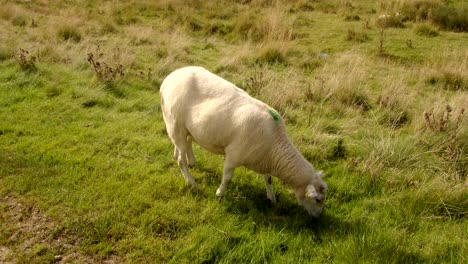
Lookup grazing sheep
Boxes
[378,12,401,20]
[160,66,327,217]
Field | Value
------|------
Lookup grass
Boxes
[0,0,467,263]
[414,23,439,37]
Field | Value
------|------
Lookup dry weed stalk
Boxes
[87,52,124,83]
[16,48,37,71]
[138,68,153,81]
[245,68,266,96]
[423,105,458,132]
[378,27,386,55]
[424,106,465,161]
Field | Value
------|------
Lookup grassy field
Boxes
[0,0,467,263]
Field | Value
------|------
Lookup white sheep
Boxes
[378,12,401,20]
[160,66,327,217]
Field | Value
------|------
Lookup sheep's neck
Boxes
[270,134,312,188]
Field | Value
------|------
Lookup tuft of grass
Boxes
[398,0,441,21]
[299,56,323,73]
[377,94,411,129]
[0,45,15,61]
[414,23,439,36]
[329,138,347,160]
[0,1,467,263]
[431,5,468,32]
[426,71,467,91]
[397,0,468,32]
[256,46,287,65]
[232,7,295,43]
[340,91,372,111]
[0,4,15,20]
[57,25,82,42]
[11,14,27,27]
[46,87,62,98]
[346,28,370,42]
[376,15,404,28]
[344,14,361,21]
[101,21,119,34]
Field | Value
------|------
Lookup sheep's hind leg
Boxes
[175,147,198,190]
[263,175,276,204]
[186,135,196,168]
[173,147,179,160]
[172,131,198,190]
[216,162,235,198]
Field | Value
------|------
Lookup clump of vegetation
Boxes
[377,95,410,129]
[15,48,37,72]
[346,28,370,42]
[138,68,153,82]
[232,8,295,43]
[233,13,259,41]
[100,21,119,34]
[414,23,439,36]
[329,138,347,160]
[344,14,360,21]
[377,26,387,55]
[397,0,468,32]
[423,106,466,175]
[87,53,125,84]
[340,91,372,111]
[426,71,467,91]
[398,0,440,21]
[0,45,15,61]
[423,105,464,133]
[11,14,27,27]
[0,4,14,20]
[46,87,62,98]
[244,68,267,96]
[256,47,287,65]
[431,5,468,32]
[300,57,323,73]
[376,15,404,28]
[57,25,82,42]
[1,0,467,262]
[205,20,234,37]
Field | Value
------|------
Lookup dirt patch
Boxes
[0,195,119,263]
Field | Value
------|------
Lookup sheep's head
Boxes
[296,171,327,218]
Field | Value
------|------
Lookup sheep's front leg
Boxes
[216,163,235,198]
[263,175,276,204]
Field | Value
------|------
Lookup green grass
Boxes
[0,0,467,263]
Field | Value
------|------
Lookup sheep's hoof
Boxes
[215,188,224,197]
[268,197,277,205]
[216,189,224,201]
[187,181,198,191]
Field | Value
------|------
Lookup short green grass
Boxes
[0,0,467,263]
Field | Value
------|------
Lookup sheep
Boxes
[160,66,327,217]
[378,12,401,20]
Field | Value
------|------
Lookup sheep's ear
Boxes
[317,171,324,178]
[305,185,318,199]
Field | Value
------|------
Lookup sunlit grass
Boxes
[0,0,466,263]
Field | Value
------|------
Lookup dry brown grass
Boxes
[311,52,372,110]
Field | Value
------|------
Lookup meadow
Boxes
[0,0,467,263]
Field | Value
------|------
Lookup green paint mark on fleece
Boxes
[268,109,281,123]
